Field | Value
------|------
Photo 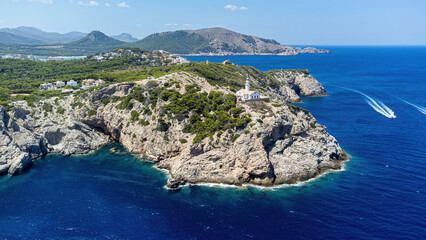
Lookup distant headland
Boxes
[0,27,329,57]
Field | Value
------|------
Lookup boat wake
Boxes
[342,87,396,118]
[397,98,426,115]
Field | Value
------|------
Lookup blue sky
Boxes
[1,0,425,45]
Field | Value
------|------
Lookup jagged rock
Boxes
[0,98,110,176]
[8,152,30,175]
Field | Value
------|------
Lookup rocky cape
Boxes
[0,70,347,188]
[133,27,329,56]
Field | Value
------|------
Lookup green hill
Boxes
[0,32,44,45]
[133,31,211,54]
[132,27,295,55]
[65,31,125,51]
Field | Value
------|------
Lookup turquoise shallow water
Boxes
[1,47,425,239]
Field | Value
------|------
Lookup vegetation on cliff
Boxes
[161,85,251,143]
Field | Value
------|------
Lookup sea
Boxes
[0,47,425,239]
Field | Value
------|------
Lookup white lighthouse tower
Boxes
[245,75,250,91]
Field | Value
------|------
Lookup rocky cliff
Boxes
[0,70,347,188]
[0,102,109,175]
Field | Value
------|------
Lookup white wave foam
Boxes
[398,98,426,115]
[342,87,396,118]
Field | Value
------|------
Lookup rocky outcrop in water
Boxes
[0,71,347,189]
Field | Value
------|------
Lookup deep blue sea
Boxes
[1,47,425,239]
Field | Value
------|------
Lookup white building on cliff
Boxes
[237,76,266,101]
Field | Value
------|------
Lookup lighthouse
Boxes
[245,75,250,91]
[237,75,267,101]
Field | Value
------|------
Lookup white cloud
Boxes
[105,3,110,7]
[165,23,178,26]
[117,2,129,8]
[78,1,98,6]
[224,5,248,11]
[224,5,238,11]
[28,0,53,4]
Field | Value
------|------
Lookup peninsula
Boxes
[0,27,329,56]
[0,51,347,188]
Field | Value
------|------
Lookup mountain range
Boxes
[0,27,329,56]
[0,26,138,45]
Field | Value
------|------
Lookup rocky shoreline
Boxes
[0,70,348,188]
[183,47,330,56]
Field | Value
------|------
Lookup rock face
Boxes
[270,70,327,100]
[1,70,347,189]
[0,99,110,175]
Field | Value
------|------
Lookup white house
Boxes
[93,56,105,61]
[55,81,66,87]
[236,76,262,101]
[67,79,78,87]
[82,79,96,86]
[40,83,53,90]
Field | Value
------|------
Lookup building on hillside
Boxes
[93,56,105,61]
[95,79,105,86]
[81,79,105,89]
[55,81,65,87]
[236,76,268,101]
[40,83,53,90]
[82,79,96,86]
[67,79,78,87]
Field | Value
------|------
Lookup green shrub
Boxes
[57,107,65,114]
[130,110,140,122]
[88,109,97,117]
[244,130,250,134]
[155,118,169,131]
[101,98,111,105]
[179,139,188,144]
[231,134,240,142]
[42,103,53,112]
[310,123,316,128]
[138,119,150,126]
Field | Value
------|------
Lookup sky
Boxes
[0,0,425,45]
